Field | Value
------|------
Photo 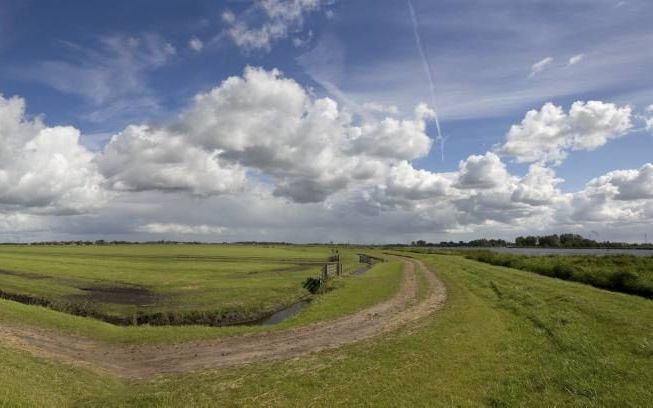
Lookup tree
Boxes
[538,234,560,247]
[515,236,538,246]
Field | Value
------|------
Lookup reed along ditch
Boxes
[250,299,312,326]
[0,286,314,328]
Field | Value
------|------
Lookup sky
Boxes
[0,0,652,243]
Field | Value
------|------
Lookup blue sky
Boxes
[0,0,651,242]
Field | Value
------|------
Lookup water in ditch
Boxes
[256,299,312,326]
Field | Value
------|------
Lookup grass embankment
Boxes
[117,253,651,406]
[1,254,652,406]
[0,345,122,406]
[464,250,653,298]
[288,260,403,325]
[0,260,402,345]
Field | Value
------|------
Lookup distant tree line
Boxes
[0,240,357,246]
[9,240,209,246]
[514,234,653,249]
[0,240,381,247]
[410,239,509,248]
[410,233,653,249]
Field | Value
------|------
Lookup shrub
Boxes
[608,271,640,292]
[303,277,323,294]
[552,264,576,280]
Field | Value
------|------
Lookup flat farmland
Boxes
[0,244,347,325]
[0,252,651,406]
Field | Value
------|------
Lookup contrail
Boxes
[406,0,446,161]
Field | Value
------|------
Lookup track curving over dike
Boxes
[0,257,447,379]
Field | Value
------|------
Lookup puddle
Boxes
[256,300,311,326]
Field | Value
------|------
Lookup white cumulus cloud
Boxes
[0,95,106,214]
[512,164,564,205]
[587,163,653,200]
[348,104,433,160]
[97,125,246,196]
[456,152,512,189]
[98,67,436,204]
[499,101,632,164]
[383,161,454,201]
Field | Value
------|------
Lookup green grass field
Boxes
[0,250,651,406]
[0,259,403,345]
[0,244,359,325]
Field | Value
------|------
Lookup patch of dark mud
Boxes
[1,273,315,327]
[0,284,312,327]
[0,269,50,280]
[0,288,111,322]
[68,285,161,306]
[173,255,325,264]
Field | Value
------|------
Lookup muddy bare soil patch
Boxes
[0,269,50,280]
[2,284,307,327]
[68,285,160,306]
[173,255,326,264]
[0,288,115,323]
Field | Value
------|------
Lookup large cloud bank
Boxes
[0,67,651,241]
[98,67,434,203]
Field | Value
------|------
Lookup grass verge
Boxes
[463,250,653,298]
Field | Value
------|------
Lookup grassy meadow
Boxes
[0,251,651,406]
[0,244,347,325]
[0,259,403,344]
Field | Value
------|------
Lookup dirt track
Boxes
[0,257,446,379]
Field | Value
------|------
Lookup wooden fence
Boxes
[321,254,342,280]
[312,252,386,290]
